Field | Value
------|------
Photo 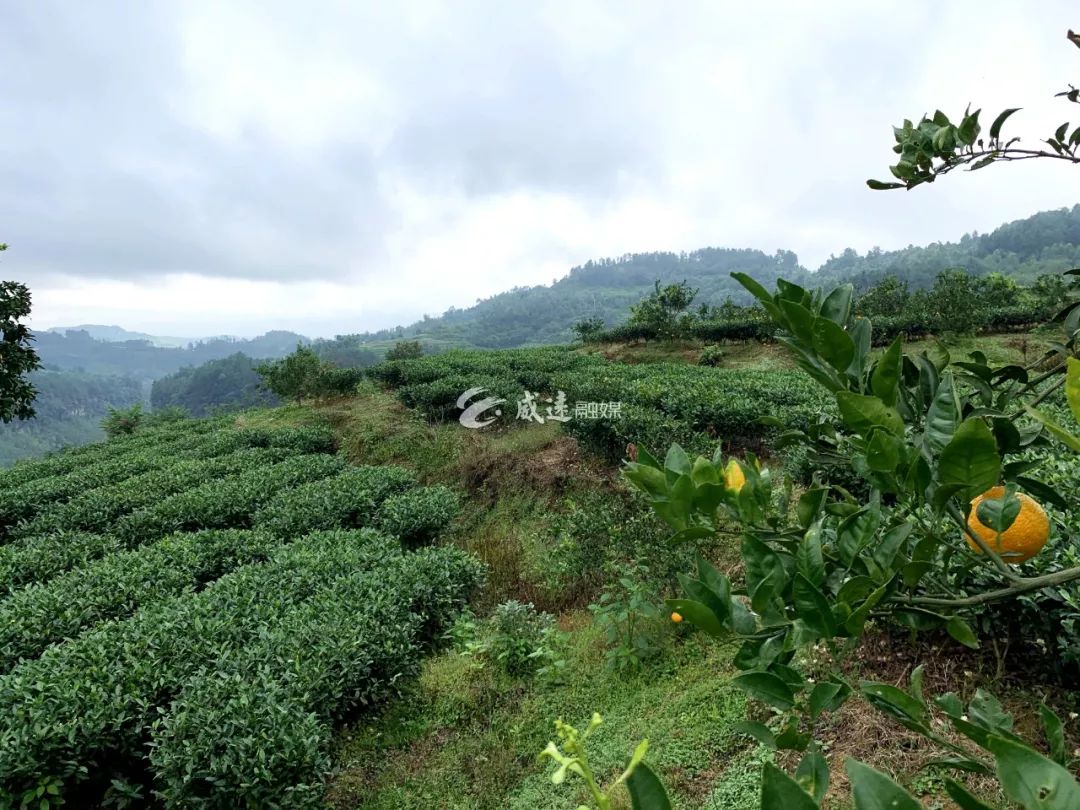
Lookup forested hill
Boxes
[35,329,310,382]
[344,205,1080,349]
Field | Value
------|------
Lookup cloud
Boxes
[3,1,1079,335]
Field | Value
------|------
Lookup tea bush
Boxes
[374,485,462,545]
[253,464,417,538]
[0,530,484,804]
[0,529,284,671]
[113,453,345,541]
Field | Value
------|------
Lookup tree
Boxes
[255,344,327,404]
[869,29,1080,190]
[571,317,605,342]
[628,280,698,340]
[0,245,42,423]
[101,403,145,438]
[854,275,909,317]
[385,340,423,361]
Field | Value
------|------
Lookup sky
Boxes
[3,1,1079,338]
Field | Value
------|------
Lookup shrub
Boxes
[485,600,556,677]
[698,345,725,367]
[385,340,424,361]
[114,454,346,542]
[0,530,410,800]
[253,465,416,538]
[375,485,461,545]
[0,529,284,671]
[100,403,145,438]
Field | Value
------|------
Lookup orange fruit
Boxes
[670,612,684,623]
[965,486,1050,564]
[725,459,746,492]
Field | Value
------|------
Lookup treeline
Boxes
[583,270,1069,346]
[151,354,279,417]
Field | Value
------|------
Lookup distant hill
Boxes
[46,325,199,348]
[34,329,311,382]
[337,205,1080,350]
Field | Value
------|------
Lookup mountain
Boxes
[46,325,198,348]
[335,205,1080,350]
[34,330,311,382]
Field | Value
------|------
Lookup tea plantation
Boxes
[0,417,483,807]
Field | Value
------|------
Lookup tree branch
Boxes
[945,502,1023,583]
[892,565,1080,608]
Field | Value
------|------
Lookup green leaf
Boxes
[871,337,903,406]
[793,574,836,639]
[796,748,829,803]
[1067,357,1080,425]
[796,524,826,587]
[846,759,922,810]
[838,505,881,565]
[813,317,856,372]
[809,680,850,720]
[1026,406,1080,453]
[969,689,1013,734]
[626,761,673,810]
[872,521,913,571]
[796,487,828,529]
[624,464,668,499]
[1039,704,1067,766]
[780,299,816,344]
[859,681,928,729]
[742,535,788,614]
[836,392,905,438]
[760,763,819,810]
[734,720,777,749]
[990,107,1021,140]
[866,179,905,190]
[944,778,996,810]
[866,429,903,473]
[820,284,854,325]
[731,272,785,324]
[975,488,1020,534]
[926,340,951,372]
[988,735,1080,809]
[1016,475,1069,511]
[664,444,692,476]
[946,616,980,649]
[664,599,725,637]
[733,672,795,711]
[924,373,960,453]
[938,418,1001,497]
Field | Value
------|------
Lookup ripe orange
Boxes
[670,612,684,623]
[965,486,1050,564]
[725,459,746,492]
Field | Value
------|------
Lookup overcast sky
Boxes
[3,1,1079,338]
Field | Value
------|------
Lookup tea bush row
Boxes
[0,529,284,671]
[148,540,484,808]
[0,530,484,804]
[11,446,293,539]
[113,453,346,542]
[0,417,221,491]
[252,464,417,538]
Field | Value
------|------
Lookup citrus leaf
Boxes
[987,735,1080,809]
[760,763,819,810]
[626,761,673,810]
[846,759,922,810]
[733,672,795,711]
[938,418,1000,496]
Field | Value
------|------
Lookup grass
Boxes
[327,625,756,810]
[309,333,1078,808]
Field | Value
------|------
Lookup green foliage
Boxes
[589,563,666,672]
[0,530,484,805]
[572,317,606,342]
[374,485,461,546]
[463,600,560,678]
[628,280,699,341]
[0,529,284,671]
[256,344,328,403]
[100,402,145,437]
[151,352,279,416]
[540,713,671,810]
[386,339,424,361]
[253,464,416,539]
[615,268,1080,809]
[0,258,42,424]
[698,345,725,367]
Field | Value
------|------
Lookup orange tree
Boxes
[543,30,1080,810]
